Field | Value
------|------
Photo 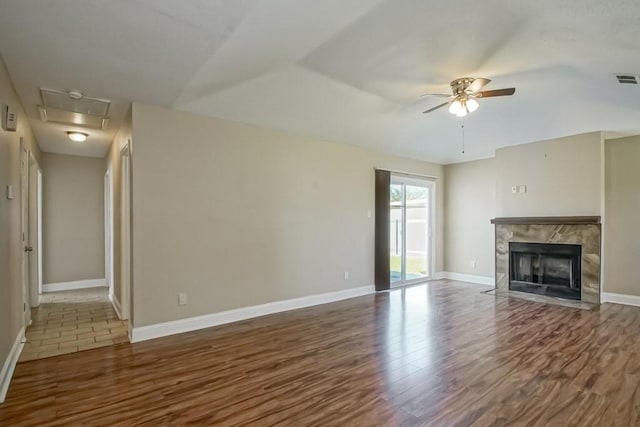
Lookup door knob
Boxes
[25,246,33,252]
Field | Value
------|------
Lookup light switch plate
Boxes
[6,184,14,200]
[178,292,187,305]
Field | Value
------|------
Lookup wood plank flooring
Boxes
[2,280,640,426]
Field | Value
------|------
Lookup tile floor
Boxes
[19,287,128,362]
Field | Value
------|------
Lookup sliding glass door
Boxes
[389,176,434,286]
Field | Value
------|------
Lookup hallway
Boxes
[19,288,128,362]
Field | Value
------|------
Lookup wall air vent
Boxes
[615,74,639,85]
[38,88,111,130]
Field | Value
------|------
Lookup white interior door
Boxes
[20,141,31,327]
[120,144,131,321]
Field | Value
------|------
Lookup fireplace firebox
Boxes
[509,242,581,300]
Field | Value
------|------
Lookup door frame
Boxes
[390,175,436,288]
[104,167,114,301]
[120,142,132,323]
[37,167,43,296]
[19,139,31,328]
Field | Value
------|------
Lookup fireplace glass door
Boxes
[509,242,581,300]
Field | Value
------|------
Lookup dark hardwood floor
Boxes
[2,280,640,426]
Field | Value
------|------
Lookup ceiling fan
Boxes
[422,77,515,117]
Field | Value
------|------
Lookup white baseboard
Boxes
[0,327,25,404]
[602,292,640,307]
[109,292,123,319]
[131,285,375,343]
[43,278,106,293]
[437,271,494,286]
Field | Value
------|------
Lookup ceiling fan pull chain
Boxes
[461,121,465,154]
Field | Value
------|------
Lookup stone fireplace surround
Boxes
[491,216,601,304]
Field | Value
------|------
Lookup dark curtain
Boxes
[374,169,390,291]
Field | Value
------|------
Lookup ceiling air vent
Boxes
[38,88,111,130]
[615,74,639,85]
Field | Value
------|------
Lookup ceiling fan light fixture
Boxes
[422,77,514,116]
[466,98,479,113]
[448,100,463,115]
[67,131,88,142]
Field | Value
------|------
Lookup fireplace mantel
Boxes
[491,216,601,225]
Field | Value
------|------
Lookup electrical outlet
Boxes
[367,209,372,219]
[178,292,188,305]
[511,185,517,194]
[519,185,527,193]
[471,260,476,269]
[344,271,350,281]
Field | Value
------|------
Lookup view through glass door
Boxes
[390,176,434,286]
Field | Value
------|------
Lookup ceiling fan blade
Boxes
[421,93,452,98]
[422,100,452,114]
[466,78,491,94]
[475,88,516,98]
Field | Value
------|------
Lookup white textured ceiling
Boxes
[0,0,639,162]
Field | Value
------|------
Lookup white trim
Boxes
[43,279,107,293]
[131,285,375,343]
[433,271,446,280]
[439,272,494,286]
[0,328,25,403]
[109,292,123,319]
[602,292,640,307]
[37,167,43,296]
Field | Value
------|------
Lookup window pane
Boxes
[390,183,403,205]
[405,185,428,207]
[390,207,403,283]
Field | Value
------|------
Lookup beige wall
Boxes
[104,107,132,309]
[603,136,640,296]
[42,153,105,283]
[131,103,444,327]
[0,54,41,393]
[444,132,603,280]
[444,158,495,277]
[496,132,602,217]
